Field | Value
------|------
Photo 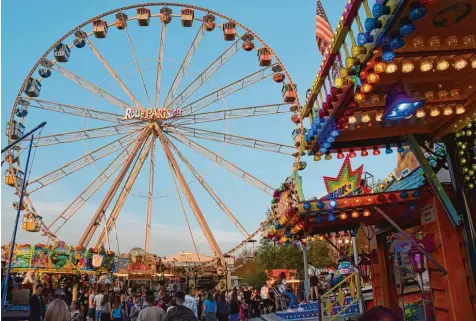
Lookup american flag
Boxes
[316,0,334,55]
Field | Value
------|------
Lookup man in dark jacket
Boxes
[165,291,197,321]
[29,284,46,321]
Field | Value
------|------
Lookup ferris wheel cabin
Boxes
[160,7,172,24]
[22,213,41,233]
[257,48,272,66]
[115,13,128,30]
[203,14,215,31]
[24,77,41,97]
[53,43,71,63]
[282,84,297,103]
[4,167,24,187]
[137,8,151,26]
[93,19,108,38]
[181,9,194,27]
[223,22,236,41]
[6,120,25,140]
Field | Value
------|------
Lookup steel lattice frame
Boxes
[5,3,302,265]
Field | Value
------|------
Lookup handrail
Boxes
[320,271,361,321]
[321,271,357,298]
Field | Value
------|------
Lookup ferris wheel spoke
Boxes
[172,103,291,125]
[157,129,225,262]
[166,137,250,238]
[25,122,144,147]
[170,64,277,119]
[78,128,152,247]
[144,138,156,252]
[94,137,154,248]
[167,126,294,156]
[27,132,139,193]
[154,22,167,108]
[48,142,137,234]
[167,132,274,196]
[124,23,152,108]
[52,62,136,112]
[23,98,126,123]
[166,38,242,111]
[224,217,271,256]
[163,26,206,108]
[85,38,145,110]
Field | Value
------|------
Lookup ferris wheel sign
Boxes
[123,108,182,121]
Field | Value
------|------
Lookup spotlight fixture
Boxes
[420,58,433,72]
[386,62,398,74]
[401,59,414,73]
[454,56,468,70]
[430,106,440,117]
[436,57,450,71]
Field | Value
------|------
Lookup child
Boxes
[238,298,248,321]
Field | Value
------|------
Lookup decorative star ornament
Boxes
[323,154,364,194]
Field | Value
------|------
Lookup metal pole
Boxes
[375,207,447,274]
[1,122,46,154]
[1,134,35,310]
[302,245,310,302]
[351,233,364,313]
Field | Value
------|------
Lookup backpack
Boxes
[217,301,230,315]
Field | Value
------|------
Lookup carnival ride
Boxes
[3,3,303,273]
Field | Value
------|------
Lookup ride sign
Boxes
[123,108,182,121]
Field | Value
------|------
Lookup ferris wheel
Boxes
[4,3,302,265]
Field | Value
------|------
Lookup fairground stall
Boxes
[1,241,116,319]
[285,0,476,320]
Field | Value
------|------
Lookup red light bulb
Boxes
[373,146,381,155]
[361,148,368,157]
[349,149,357,158]
[337,150,345,159]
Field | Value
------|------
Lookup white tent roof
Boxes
[164,252,214,264]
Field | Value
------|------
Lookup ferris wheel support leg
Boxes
[1,134,34,311]
[156,128,225,265]
[145,139,156,253]
[77,127,151,248]
[94,138,154,248]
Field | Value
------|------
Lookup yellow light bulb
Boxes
[438,90,448,99]
[355,92,366,103]
[367,73,380,84]
[424,91,434,100]
[412,37,424,49]
[436,57,450,71]
[401,59,414,73]
[371,95,380,104]
[363,209,371,217]
[375,62,386,73]
[430,107,440,117]
[386,62,398,74]
[376,111,383,122]
[470,56,476,68]
[348,115,357,124]
[456,105,466,114]
[420,58,433,72]
[416,109,426,118]
[361,112,371,123]
[340,212,348,220]
[335,77,345,88]
[446,35,458,47]
[454,56,468,70]
[443,106,453,116]
[351,210,360,219]
[361,83,373,94]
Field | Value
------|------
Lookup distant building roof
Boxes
[164,252,214,264]
[385,167,425,192]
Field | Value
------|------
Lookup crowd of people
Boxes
[28,280,297,321]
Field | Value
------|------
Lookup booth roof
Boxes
[164,252,214,263]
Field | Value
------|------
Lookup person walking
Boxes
[183,288,198,319]
[202,293,216,321]
[29,284,46,321]
[129,298,143,321]
[100,294,112,321]
[164,291,197,321]
[71,301,84,321]
[229,291,240,321]
[87,289,96,321]
[112,297,123,321]
[216,292,229,321]
[44,299,70,321]
[94,290,104,321]
[137,292,165,321]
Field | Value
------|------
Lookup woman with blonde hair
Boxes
[45,299,70,321]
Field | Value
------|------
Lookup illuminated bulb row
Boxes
[401,56,476,73]
[413,35,476,48]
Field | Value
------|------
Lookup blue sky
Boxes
[1,0,395,256]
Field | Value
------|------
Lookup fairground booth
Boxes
[264,0,476,320]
